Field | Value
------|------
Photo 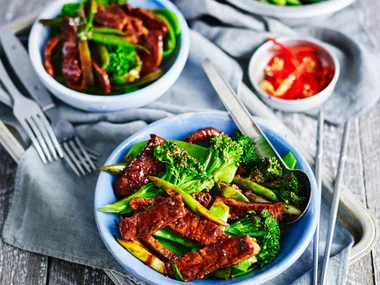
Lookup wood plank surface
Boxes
[0,0,379,284]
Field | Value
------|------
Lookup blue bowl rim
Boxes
[94,111,319,285]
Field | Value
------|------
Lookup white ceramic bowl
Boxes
[227,0,355,27]
[248,37,340,112]
[28,0,190,112]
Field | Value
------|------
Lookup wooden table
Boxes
[0,0,378,284]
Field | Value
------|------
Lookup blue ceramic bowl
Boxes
[29,0,190,112]
[94,112,319,285]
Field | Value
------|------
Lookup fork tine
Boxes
[62,151,81,177]
[74,137,97,171]
[19,119,47,164]
[84,147,101,159]
[32,114,58,161]
[62,142,86,176]
[39,114,64,158]
[26,117,53,162]
[68,140,92,173]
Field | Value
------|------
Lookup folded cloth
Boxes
[3,0,375,284]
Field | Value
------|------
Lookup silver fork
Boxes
[0,58,63,163]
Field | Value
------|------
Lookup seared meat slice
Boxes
[217,197,283,222]
[119,195,186,240]
[183,128,226,144]
[141,236,179,261]
[192,192,212,208]
[60,17,81,88]
[166,235,260,281]
[123,15,149,44]
[44,35,61,76]
[114,134,165,197]
[94,4,129,30]
[140,30,163,75]
[127,7,168,36]
[167,211,230,246]
[92,62,111,94]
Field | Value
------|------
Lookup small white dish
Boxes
[248,37,340,113]
[28,0,190,112]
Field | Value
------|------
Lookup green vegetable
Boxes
[250,157,283,183]
[62,2,81,16]
[209,199,230,229]
[282,152,297,169]
[91,32,149,53]
[153,141,214,194]
[226,210,280,268]
[152,9,181,36]
[110,55,142,85]
[153,229,200,251]
[171,261,185,281]
[96,0,125,8]
[211,267,232,279]
[78,40,95,86]
[263,173,301,195]
[98,184,164,214]
[217,182,249,202]
[39,17,63,26]
[116,237,167,274]
[235,130,259,170]
[156,238,189,256]
[155,14,176,60]
[93,27,125,35]
[203,135,243,182]
[133,69,164,86]
[232,256,258,272]
[286,0,301,5]
[268,0,287,5]
[98,162,127,174]
[149,176,229,227]
[232,176,279,202]
[106,46,139,78]
[93,44,110,69]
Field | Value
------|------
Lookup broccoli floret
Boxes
[235,131,259,170]
[154,141,214,194]
[263,173,301,194]
[225,210,280,268]
[203,135,244,179]
[280,191,307,209]
[249,157,282,182]
[106,46,138,78]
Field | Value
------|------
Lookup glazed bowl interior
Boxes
[94,112,319,285]
[249,37,340,112]
[28,0,190,112]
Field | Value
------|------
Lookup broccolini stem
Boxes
[232,176,279,202]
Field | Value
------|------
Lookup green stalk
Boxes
[232,176,279,202]
[93,27,125,35]
[91,32,149,53]
[217,182,249,202]
[116,237,167,275]
[39,17,63,26]
[156,238,189,256]
[153,229,199,250]
[98,162,127,175]
[149,176,229,227]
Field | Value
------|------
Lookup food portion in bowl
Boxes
[98,127,308,281]
[257,0,324,6]
[39,0,181,95]
[259,38,335,100]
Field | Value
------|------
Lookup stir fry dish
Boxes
[99,128,308,281]
[260,38,334,100]
[257,0,324,6]
[39,0,181,95]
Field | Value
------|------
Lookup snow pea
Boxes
[156,238,189,256]
[62,2,80,17]
[217,182,249,202]
[98,162,127,175]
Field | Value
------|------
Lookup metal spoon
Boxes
[201,58,312,224]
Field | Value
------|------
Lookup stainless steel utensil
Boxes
[0,28,96,176]
[201,58,312,223]
[320,120,351,285]
[0,119,24,162]
[313,111,324,285]
[0,58,62,163]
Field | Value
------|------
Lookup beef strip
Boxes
[44,35,61,76]
[92,62,111,94]
[141,236,179,261]
[183,128,226,144]
[217,197,283,222]
[60,17,81,88]
[126,7,168,36]
[192,192,212,208]
[119,195,186,240]
[140,30,163,75]
[114,134,165,197]
[94,4,129,30]
[123,15,149,44]
[167,211,230,246]
[130,192,211,213]
[166,235,260,281]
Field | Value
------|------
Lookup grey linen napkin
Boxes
[3,0,376,283]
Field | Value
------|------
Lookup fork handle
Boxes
[0,59,25,102]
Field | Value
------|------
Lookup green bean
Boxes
[91,32,149,53]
